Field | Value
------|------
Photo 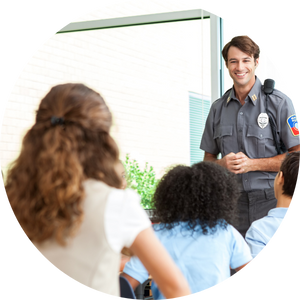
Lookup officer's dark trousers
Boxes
[230,188,277,276]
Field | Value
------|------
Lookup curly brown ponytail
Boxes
[5,83,121,245]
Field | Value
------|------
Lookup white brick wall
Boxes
[0,1,212,178]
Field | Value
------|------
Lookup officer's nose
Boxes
[236,61,244,71]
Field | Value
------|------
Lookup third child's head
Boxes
[275,151,300,199]
[152,161,239,234]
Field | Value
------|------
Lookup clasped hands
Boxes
[220,152,252,174]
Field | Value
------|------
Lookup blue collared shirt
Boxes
[245,207,288,258]
[123,222,252,299]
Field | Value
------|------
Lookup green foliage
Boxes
[122,154,158,209]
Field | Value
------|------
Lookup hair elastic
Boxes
[51,116,65,126]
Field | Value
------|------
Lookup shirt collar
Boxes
[268,207,292,219]
[226,76,262,106]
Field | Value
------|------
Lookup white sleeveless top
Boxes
[35,179,151,296]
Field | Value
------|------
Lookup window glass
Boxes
[1,18,211,178]
[189,92,210,164]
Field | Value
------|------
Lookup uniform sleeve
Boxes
[123,255,149,284]
[245,225,267,259]
[245,211,291,261]
[276,94,300,149]
[104,188,151,253]
[229,226,253,269]
[200,104,220,155]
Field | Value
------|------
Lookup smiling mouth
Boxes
[235,72,247,78]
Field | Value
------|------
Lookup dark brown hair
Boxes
[280,151,300,197]
[5,83,121,245]
[222,35,260,65]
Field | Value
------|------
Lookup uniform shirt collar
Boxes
[226,76,262,106]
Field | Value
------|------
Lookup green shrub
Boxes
[122,154,158,209]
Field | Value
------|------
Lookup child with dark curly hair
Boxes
[121,162,252,298]
[246,151,299,258]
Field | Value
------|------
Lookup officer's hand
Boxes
[234,152,251,174]
[219,152,240,173]
[219,152,246,174]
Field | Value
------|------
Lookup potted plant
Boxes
[122,154,159,222]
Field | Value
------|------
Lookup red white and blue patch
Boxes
[287,114,299,136]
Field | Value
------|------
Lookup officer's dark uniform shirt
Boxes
[200,77,299,192]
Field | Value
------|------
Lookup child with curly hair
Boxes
[121,162,252,298]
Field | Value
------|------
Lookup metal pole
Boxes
[210,10,221,103]
[57,9,211,34]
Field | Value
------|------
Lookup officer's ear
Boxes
[255,57,259,68]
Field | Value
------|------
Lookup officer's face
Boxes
[226,46,259,90]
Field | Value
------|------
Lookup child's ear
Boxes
[278,171,284,184]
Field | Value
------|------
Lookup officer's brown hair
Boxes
[280,151,300,198]
[222,35,260,66]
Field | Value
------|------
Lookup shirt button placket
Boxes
[238,110,244,152]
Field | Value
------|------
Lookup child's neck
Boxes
[276,194,292,208]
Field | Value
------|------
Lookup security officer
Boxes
[200,35,300,238]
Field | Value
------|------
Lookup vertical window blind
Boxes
[189,91,210,165]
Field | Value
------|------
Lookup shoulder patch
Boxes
[287,114,299,136]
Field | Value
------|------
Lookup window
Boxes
[189,91,210,164]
